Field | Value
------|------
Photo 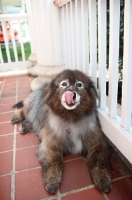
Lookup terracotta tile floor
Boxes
[0,74,132,200]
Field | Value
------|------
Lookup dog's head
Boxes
[44,70,98,121]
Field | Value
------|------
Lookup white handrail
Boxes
[0,14,28,21]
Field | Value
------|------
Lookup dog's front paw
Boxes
[92,169,112,193]
[45,181,59,194]
[19,121,31,134]
[44,171,62,194]
[19,125,27,134]
[11,115,21,124]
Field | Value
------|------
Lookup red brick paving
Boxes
[0,104,14,113]
[0,134,13,152]
[62,188,105,200]
[0,112,15,123]
[0,74,132,200]
[0,175,11,200]
[0,151,13,175]
[16,146,41,171]
[60,158,93,193]
[16,131,39,149]
[0,122,14,135]
[0,97,16,105]
[107,178,132,200]
[15,168,54,200]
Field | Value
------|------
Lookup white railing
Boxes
[55,0,132,163]
[0,14,32,71]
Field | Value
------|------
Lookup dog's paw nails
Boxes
[45,182,59,194]
[92,170,112,193]
[11,116,20,124]
[95,177,112,193]
[19,125,24,133]
[100,179,112,193]
[19,125,28,134]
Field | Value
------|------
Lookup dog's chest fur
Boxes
[48,110,96,154]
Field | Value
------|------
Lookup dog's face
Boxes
[45,70,97,122]
[60,78,82,110]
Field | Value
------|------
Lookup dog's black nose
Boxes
[66,89,76,101]
[73,92,76,100]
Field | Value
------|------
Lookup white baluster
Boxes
[121,0,132,130]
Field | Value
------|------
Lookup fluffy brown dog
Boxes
[12,69,112,193]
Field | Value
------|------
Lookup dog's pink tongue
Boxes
[64,91,74,105]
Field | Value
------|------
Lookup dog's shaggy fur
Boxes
[12,69,112,193]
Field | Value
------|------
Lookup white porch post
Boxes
[26,0,65,90]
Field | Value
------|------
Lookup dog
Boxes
[12,69,112,193]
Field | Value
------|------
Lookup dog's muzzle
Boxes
[61,91,80,110]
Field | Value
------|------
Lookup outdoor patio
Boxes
[0,73,132,200]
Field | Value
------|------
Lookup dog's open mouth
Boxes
[61,91,80,110]
[64,91,76,105]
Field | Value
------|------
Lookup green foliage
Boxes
[24,42,31,60]
[1,42,31,63]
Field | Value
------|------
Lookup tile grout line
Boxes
[103,193,110,200]
[0,144,38,154]
[113,174,132,182]
[64,156,83,163]
[0,149,13,154]
[0,96,15,100]
[41,185,95,200]
[1,166,42,178]
[15,166,41,174]
[60,185,95,199]
[0,95,24,104]
[11,75,18,200]
[0,121,14,124]
[0,173,11,178]
[15,144,38,151]
[0,132,14,137]
[41,195,58,200]
[0,111,15,114]
[56,189,62,200]
[0,103,15,106]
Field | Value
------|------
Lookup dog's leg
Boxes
[42,151,63,193]
[19,120,31,134]
[86,137,112,193]
[38,132,64,194]
[12,109,24,124]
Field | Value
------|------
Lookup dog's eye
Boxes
[62,82,67,87]
[60,80,69,88]
[76,81,83,88]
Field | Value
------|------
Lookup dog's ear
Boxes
[43,78,58,104]
[42,84,50,99]
[89,80,98,106]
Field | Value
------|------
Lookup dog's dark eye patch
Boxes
[76,82,82,87]
[62,82,67,86]
[76,81,84,88]
[59,79,69,89]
